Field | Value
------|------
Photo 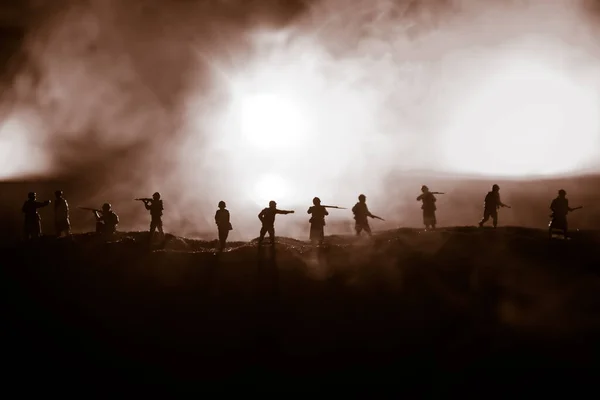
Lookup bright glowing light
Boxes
[252,173,292,206]
[239,93,309,150]
[441,61,600,176]
[0,115,50,180]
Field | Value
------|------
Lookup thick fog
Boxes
[1,0,600,239]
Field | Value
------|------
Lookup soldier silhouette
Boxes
[478,184,510,228]
[22,192,51,240]
[307,197,328,245]
[258,200,294,247]
[417,185,437,230]
[352,194,384,236]
[140,192,164,240]
[54,190,71,237]
[548,189,582,239]
[94,203,119,236]
[215,200,232,251]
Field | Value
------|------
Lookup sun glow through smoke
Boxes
[441,59,600,176]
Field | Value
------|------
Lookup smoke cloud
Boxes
[2,0,600,239]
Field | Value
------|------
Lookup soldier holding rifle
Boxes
[79,203,119,236]
[307,197,346,245]
[135,192,164,241]
[417,185,443,231]
[352,194,384,237]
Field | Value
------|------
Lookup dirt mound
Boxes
[3,227,600,388]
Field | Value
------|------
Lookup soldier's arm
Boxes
[215,211,219,224]
[144,201,151,210]
[324,209,329,216]
[276,209,294,214]
[307,207,312,214]
[366,207,374,218]
[258,210,265,221]
[114,214,120,224]
[416,194,423,201]
[94,211,102,220]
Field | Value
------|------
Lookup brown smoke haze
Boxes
[1,0,600,239]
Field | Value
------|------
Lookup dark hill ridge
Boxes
[3,227,600,389]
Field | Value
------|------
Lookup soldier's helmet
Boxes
[358,194,366,201]
[492,184,500,191]
[28,192,36,200]
[313,197,321,205]
[55,190,63,197]
[153,192,160,199]
[102,203,111,211]
[421,185,429,192]
[218,200,226,208]
[269,200,277,208]
[558,189,566,196]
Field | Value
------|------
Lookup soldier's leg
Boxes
[364,223,372,236]
[492,211,498,228]
[479,210,490,227]
[150,220,157,236]
[268,227,275,245]
[258,226,267,245]
[157,219,164,235]
[34,220,41,238]
[355,223,362,236]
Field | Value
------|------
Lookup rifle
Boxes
[78,207,102,213]
[372,215,385,221]
[322,205,347,209]
[549,206,582,218]
[134,198,152,202]
[431,192,445,195]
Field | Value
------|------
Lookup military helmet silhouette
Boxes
[102,203,111,211]
[558,189,566,196]
[492,184,500,191]
[218,200,226,208]
[358,194,366,201]
[421,185,429,192]
[269,200,277,208]
[313,197,321,205]
[28,192,36,200]
[153,192,160,199]
[55,190,63,197]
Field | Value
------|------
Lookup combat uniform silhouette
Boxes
[258,200,294,247]
[94,203,119,236]
[478,184,510,228]
[417,185,437,230]
[22,192,50,239]
[215,200,232,251]
[54,190,71,237]
[307,197,329,245]
[140,192,164,239]
[548,189,581,238]
[352,194,382,236]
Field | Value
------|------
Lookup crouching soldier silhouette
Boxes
[22,192,51,240]
[478,184,510,228]
[308,197,328,245]
[215,200,232,251]
[54,190,71,237]
[94,203,119,236]
[258,200,294,247]
[548,189,582,239]
[417,185,437,230]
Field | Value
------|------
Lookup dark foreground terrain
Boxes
[3,227,600,392]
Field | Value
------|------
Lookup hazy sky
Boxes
[1,0,600,238]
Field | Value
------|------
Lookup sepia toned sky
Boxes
[1,0,600,238]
